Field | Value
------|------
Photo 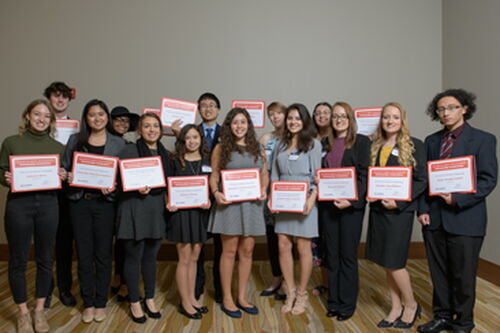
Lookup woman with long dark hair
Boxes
[167,124,211,319]
[319,102,370,320]
[63,99,126,323]
[208,108,268,318]
[270,103,322,315]
[0,99,66,333]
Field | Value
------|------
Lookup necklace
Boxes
[187,159,201,175]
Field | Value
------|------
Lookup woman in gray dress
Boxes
[208,108,268,318]
[270,103,322,315]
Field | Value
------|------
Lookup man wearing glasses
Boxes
[417,89,497,333]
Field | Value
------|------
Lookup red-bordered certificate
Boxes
[54,119,80,145]
[70,152,118,190]
[354,107,383,136]
[221,168,261,202]
[167,175,209,209]
[160,97,197,134]
[231,100,266,128]
[428,156,475,196]
[270,181,308,213]
[316,167,358,201]
[9,155,61,192]
[119,156,166,192]
[367,166,412,201]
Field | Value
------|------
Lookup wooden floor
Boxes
[0,260,499,332]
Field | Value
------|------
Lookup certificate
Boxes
[70,152,118,190]
[167,175,209,209]
[428,156,475,195]
[316,167,358,200]
[119,156,166,192]
[142,107,161,116]
[270,181,308,213]
[354,107,382,136]
[9,155,61,193]
[231,100,266,128]
[160,97,197,134]
[54,119,80,145]
[367,166,412,201]
[221,168,261,202]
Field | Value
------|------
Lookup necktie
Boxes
[440,132,454,159]
[205,128,214,150]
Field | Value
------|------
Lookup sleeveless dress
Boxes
[208,150,266,236]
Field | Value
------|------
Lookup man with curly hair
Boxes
[417,89,498,333]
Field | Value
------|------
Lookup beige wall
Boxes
[0,0,442,243]
[443,0,500,265]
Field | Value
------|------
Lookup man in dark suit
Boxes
[417,89,497,333]
[172,92,223,303]
[43,81,77,308]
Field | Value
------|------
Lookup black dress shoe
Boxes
[394,303,422,329]
[44,295,52,309]
[453,330,471,333]
[193,305,209,314]
[326,309,339,318]
[60,292,77,307]
[130,308,147,324]
[143,300,161,319]
[417,318,453,332]
[377,319,395,328]
[178,304,202,320]
[337,313,352,321]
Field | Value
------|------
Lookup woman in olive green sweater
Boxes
[0,99,66,333]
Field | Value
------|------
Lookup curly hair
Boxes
[170,124,208,168]
[19,99,57,136]
[43,81,73,100]
[279,103,317,153]
[219,108,262,169]
[370,102,416,167]
[426,88,477,121]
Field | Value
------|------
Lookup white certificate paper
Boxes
[270,181,308,213]
[354,107,382,136]
[167,175,209,209]
[54,119,80,145]
[428,156,475,195]
[160,97,197,134]
[231,100,266,128]
[367,166,412,201]
[70,152,118,190]
[119,156,166,192]
[221,168,261,202]
[317,168,358,200]
[9,155,61,193]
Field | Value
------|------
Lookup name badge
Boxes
[265,149,273,157]
[288,154,300,161]
[391,147,399,156]
[321,151,327,158]
[202,165,212,173]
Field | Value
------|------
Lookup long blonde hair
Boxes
[370,102,416,167]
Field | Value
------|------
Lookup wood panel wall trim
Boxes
[0,242,498,286]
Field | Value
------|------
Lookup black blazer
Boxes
[321,134,371,210]
[371,137,427,214]
[418,123,498,236]
[198,123,221,154]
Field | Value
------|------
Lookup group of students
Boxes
[0,82,496,333]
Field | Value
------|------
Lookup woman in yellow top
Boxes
[366,102,426,329]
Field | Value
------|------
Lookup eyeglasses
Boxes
[332,114,348,120]
[114,117,130,123]
[436,105,462,113]
[199,103,218,109]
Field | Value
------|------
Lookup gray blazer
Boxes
[62,131,127,201]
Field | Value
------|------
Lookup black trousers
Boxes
[4,192,59,304]
[195,233,222,299]
[123,239,162,302]
[319,203,364,315]
[70,198,115,309]
[265,224,282,277]
[113,239,124,282]
[423,227,483,331]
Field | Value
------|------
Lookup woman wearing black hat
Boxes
[110,106,139,138]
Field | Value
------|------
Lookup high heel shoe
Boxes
[178,303,202,320]
[129,306,147,324]
[393,303,422,328]
[193,305,209,314]
[143,300,161,319]
[377,307,404,328]
[281,288,296,313]
[291,290,308,315]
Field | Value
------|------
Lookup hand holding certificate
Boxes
[221,168,262,202]
[70,152,118,190]
[270,181,308,213]
[428,156,475,195]
[367,166,412,201]
[316,168,357,201]
[160,97,197,135]
[119,156,166,192]
[9,155,61,192]
[167,175,209,209]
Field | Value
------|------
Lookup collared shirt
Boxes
[201,123,217,138]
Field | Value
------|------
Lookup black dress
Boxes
[166,157,211,243]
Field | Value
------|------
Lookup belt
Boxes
[83,192,104,200]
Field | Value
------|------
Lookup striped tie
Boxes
[440,132,454,159]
